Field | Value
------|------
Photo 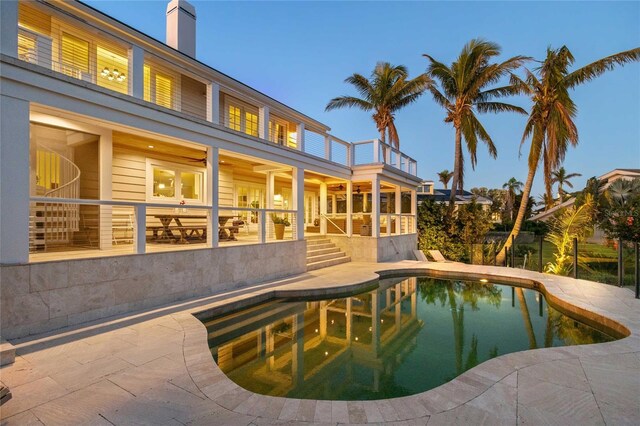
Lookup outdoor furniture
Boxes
[0,385,11,406]
[427,250,449,262]
[414,250,429,262]
[150,214,207,244]
[218,215,237,241]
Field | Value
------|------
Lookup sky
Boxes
[84,0,640,198]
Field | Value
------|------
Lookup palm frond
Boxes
[325,96,373,112]
[476,101,527,115]
[565,47,640,88]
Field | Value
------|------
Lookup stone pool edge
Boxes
[176,261,639,423]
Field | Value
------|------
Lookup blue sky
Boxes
[85,0,640,197]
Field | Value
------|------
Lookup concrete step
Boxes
[306,242,335,251]
[306,238,332,246]
[306,246,340,256]
[305,234,329,240]
[306,255,351,271]
[0,340,16,366]
[306,251,347,264]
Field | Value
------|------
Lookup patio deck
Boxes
[0,261,638,425]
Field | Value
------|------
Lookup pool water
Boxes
[200,276,616,400]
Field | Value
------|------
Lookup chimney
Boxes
[166,0,196,57]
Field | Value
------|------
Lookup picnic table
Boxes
[150,214,207,244]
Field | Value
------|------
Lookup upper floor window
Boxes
[224,96,259,137]
[61,32,90,79]
[144,63,177,110]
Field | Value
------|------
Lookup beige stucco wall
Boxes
[328,234,417,262]
[0,240,306,339]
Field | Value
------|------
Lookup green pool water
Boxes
[200,276,617,401]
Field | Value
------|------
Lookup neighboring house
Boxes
[417,181,496,219]
[0,0,422,339]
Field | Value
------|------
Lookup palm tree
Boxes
[498,46,639,263]
[326,62,431,149]
[424,39,528,206]
[551,167,582,203]
[437,169,454,189]
[502,177,524,221]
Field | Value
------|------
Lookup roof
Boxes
[418,189,493,205]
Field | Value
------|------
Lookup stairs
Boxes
[306,235,350,271]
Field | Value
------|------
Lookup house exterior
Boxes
[417,181,495,213]
[0,0,422,338]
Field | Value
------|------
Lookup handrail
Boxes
[40,145,81,199]
[320,213,347,235]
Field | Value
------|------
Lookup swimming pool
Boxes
[200,276,617,401]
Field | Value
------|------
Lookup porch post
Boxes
[266,171,274,239]
[206,82,220,125]
[324,136,332,162]
[99,130,113,250]
[292,167,305,240]
[296,122,305,152]
[0,0,18,58]
[346,180,353,237]
[319,182,327,235]
[411,188,417,233]
[0,95,29,264]
[371,175,380,238]
[259,106,270,141]
[129,45,145,99]
[207,146,219,247]
[395,186,402,235]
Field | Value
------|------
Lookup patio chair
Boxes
[427,250,449,262]
[0,385,11,406]
[413,250,429,262]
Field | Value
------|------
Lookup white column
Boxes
[296,122,305,151]
[259,106,270,141]
[373,139,380,163]
[266,171,274,239]
[319,182,327,235]
[324,135,332,161]
[0,95,29,264]
[206,82,220,124]
[0,1,18,58]
[207,146,219,247]
[99,131,113,250]
[411,189,417,233]
[346,180,353,237]
[395,186,402,235]
[129,45,145,99]
[292,167,305,240]
[371,175,380,238]
[134,204,146,254]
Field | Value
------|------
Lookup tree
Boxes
[498,46,640,263]
[551,167,582,203]
[326,62,431,149]
[424,39,528,206]
[598,178,640,242]
[437,169,454,189]
[502,177,524,221]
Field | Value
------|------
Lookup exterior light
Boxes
[324,351,329,356]
[369,327,372,332]
[355,337,358,341]
[148,145,154,149]
[315,328,318,333]
[480,278,488,283]
[158,183,165,189]
[331,320,334,325]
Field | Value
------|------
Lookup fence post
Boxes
[259,210,266,243]
[573,237,578,279]
[511,235,515,268]
[493,245,497,266]
[618,238,624,287]
[538,236,543,273]
[635,242,639,299]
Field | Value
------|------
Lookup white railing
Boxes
[380,213,416,236]
[351,139,418,176]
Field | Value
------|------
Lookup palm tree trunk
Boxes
[449,127,462,207]
[497,165,536,263]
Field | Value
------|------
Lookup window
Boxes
[224,96,260,137]
[61,32,90,79]
[96,45,128,94]
[269,119,288,145]
[18,32,37,63]
[144,63,177,110]
[235,183,265,223]
[147,160,205,204]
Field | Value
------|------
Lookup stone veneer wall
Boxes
[328,234,417,262]
[0,241,306,339]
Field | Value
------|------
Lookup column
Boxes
[346,298,353,344]
[206,82,220,124]
[0,1,18,58]
[319,182,327,235]
[346,180,353,237]
[129,45,145,99]
[266,171,274,239]
[207,146,219,247]
[99,131,113,250]
[296,122,305,152]
[395,186,402,235]
[371,175,380,238]
[371,290,380,357]
[324,135,332,161]
[411,188,417,233]
[292,166,304,240]
[291,312,305,387]
[259,106,270,141]
[0,95,29,263]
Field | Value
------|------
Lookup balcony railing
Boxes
[352,140,418,176]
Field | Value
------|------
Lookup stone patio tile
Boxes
[597,399,640,426]
[375,399,401,422]
[331,400,349,423]
[517,404,604,426]
[0,357,48,388]
[499,371,518,388]
[361,400,385,423]
[313,399,332,423]
[48,354,132,392]
[200,377,237,401]
[137,381,214,424]
[108,355,189,396]
[114,339,183,366]
[518,358,591,392]
[277,397,300,420]
[66,337,137,364]
[295,398,317,422]
[215,386,252,411]
[0,377,68,418]
[466,382,516,420]
[347,401,367,424]
[259,395,286,420]
[233,392,263,415]
[580,353,640,411]
[0,410,45,426]
[427,403,511,426]
[517,379,604,424]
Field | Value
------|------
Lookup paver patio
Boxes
[1,260,638,425]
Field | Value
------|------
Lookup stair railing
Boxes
[320,213,347,235]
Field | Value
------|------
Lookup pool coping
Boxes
[175,261,639,423]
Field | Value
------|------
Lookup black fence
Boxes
[468,237,640,299]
